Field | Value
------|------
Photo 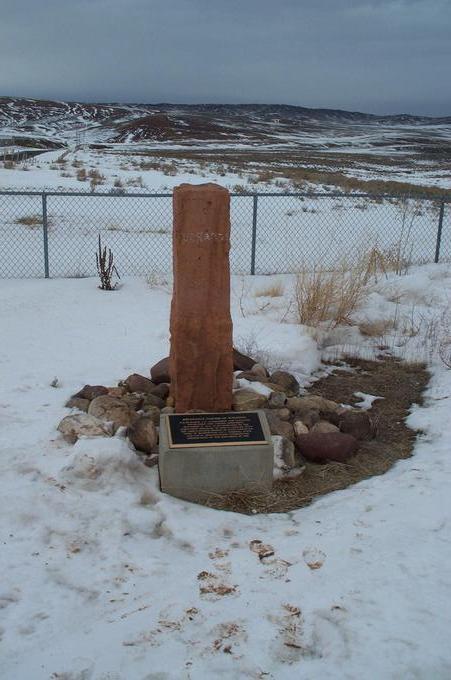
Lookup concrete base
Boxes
[158,410,273,503]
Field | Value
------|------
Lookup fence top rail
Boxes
[0,189,449,201]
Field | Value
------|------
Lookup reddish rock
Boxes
[150,357,170,384]
[125,373,156,394]
[74,384,109,401]
[169,184,233,412]
[339,410,375,440]
[295,432,358,463]
[233,348,256,372]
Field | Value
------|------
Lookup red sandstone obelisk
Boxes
[169,183,233,412]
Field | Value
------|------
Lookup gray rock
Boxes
[310,420,340,434]
[268,391,287,409]
[57,413,112,443]
[142,404,161,425]
[232,388,268,411]
[142,393,165,410]
[161,406,175,415]
[288,395,341,413]
[150,383,170,400]
[339,410,376,440]
[235,371,268,383]
[250,362,269,379]
[293,420,309,436]
[270,371,300,397]
[289,403,320,428]
[121,393,145,411]
[265,411,295,440]
[65,396,90,412]
[277,407,291,421]
[272,435,296,468]
[88,395,137,430]
[128,415,158,454]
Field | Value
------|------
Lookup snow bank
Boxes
[1,267,451,679]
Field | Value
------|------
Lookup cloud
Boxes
[0,0,450,115]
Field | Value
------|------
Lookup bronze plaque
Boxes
[166,412,266,448]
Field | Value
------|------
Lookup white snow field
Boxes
[1,148,450,279]
[1,265,451,679]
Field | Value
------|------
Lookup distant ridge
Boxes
[1,96,450,148]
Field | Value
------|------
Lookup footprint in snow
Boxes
[302,547,326,570]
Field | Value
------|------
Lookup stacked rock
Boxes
[58,349,376,475]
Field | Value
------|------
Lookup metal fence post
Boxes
[434,200,445,264]
[42,192,50,278]
[250,194,258,275]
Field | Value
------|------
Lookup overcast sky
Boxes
[1,0,450,116]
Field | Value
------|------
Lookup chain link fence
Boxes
[0,190,449,278]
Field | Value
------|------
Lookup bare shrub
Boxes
[234,331,286,372]
[232,184,248,194]
[363,202,416,279]
[114,177,124,188]
[3,160,16,169]
[146,271,171,291]
[76,168,87,181]
[295,260,368,329]
[423,309,451,368]
[96,235,120,290]
[126,175,145,188]
[88,169,105,182]
[88,169,106,191]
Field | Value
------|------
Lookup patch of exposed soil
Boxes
[206,357,430,514]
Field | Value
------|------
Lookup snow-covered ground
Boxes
[1,150,448,278]
[1,265,451,679]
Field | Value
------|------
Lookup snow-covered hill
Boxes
[1,96,450,152]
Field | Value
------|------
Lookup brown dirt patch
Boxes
[206,357,430,514]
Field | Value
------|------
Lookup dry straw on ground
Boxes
[205,357,429,514]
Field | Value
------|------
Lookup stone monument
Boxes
[169,183,233,412]
[159,183,273,503]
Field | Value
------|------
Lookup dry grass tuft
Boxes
[295,259,368,329]
[15,214,43,228]
[358,318,395,337]
[254,281,285,298]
